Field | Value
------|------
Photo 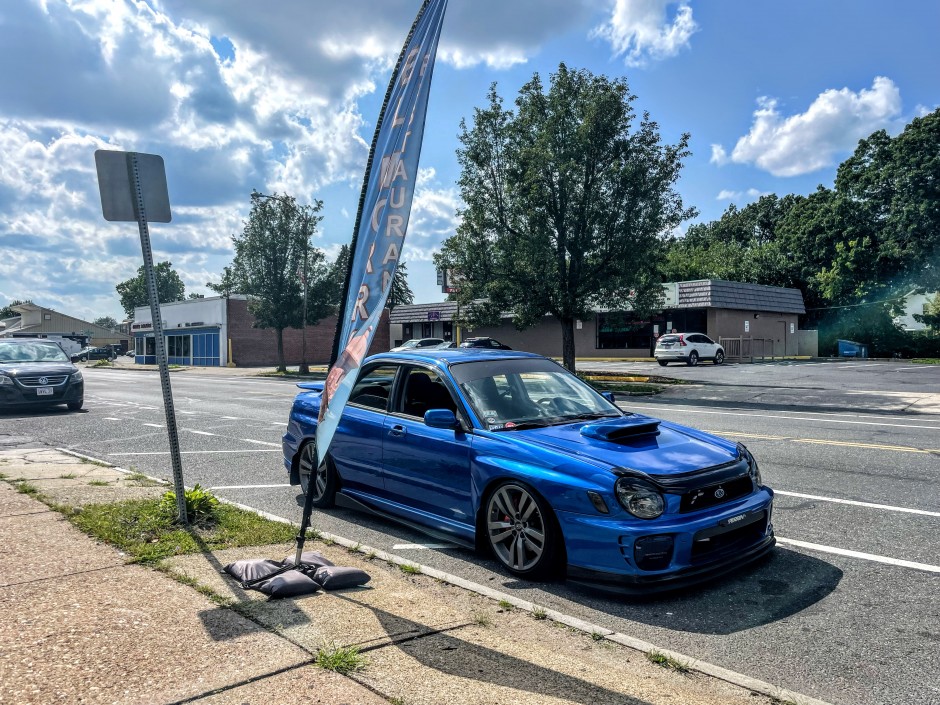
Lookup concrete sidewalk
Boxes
[0,447,817,705]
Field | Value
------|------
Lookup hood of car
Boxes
[511,415,738,476]
[0,362,76,376]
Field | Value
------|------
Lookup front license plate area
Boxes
[36,387,53,396]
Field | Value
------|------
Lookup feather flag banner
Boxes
[316,0,448,465]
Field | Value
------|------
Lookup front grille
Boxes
[679,474,752,513]
[18,375,68,387]
[691,511,767,562]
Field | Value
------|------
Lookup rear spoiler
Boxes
[296,381,325,393]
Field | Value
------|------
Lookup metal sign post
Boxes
[94,150,188,524]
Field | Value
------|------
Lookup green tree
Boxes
[224,191,326,372]
[0,299,27,319]
[436,64,695,370]
[93,316,119,329]
[914,294,940,331]
[116,261,186,318]
[386,262,414,312]
[206,266,238,297]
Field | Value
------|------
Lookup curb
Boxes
[52,447,834,705]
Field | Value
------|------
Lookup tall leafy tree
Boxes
[387,262,414,312]
[116,261,186,318]
[0,299,27,319]
[93,316,119,329]
[225,191,326,372]
[436,64,695,370]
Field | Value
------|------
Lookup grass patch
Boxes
[91,359,113,368]
[66,497,296,563]
[124,472,164,487]
[87,480,111,486]
[471,610,492,627]
[590,631,605,641]
[315,644,366,674]
[79,456,110,467]
[59,473,78,479]
[14,481,40,496]
[531,606,548,620]
[398,563,421,575]
[912,358,940,365]
[647,650,689,673]
[497,599,514,611]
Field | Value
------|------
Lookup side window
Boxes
[701,335,714,345]
[400,367,458,419]
[349,365,398,412]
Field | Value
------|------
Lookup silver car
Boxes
[654,333,724,366]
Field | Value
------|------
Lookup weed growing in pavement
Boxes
[497,599,514,611]
[347,542,362,554]
[472,610,493,627]
[59,473,78,479]
[532,606,548,620]
[315,643,366,674]
[590,631,605,641]
[88,480,111,486]
[647,650,689,673]
[768,697,798,705]
[398,563,421,575]
[365,550,377,560]
[14,481,40,495]
[389,698,407,705]
[125,472,164,487]
[155,565,233,607]
[79,456,109,467]
[159,484,219,525]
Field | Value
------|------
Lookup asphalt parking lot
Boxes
[2,359,938,705]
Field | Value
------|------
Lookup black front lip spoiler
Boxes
[566,533,776,595]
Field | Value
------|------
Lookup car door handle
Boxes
[388,424,406,438]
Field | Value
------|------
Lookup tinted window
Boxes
[349,365,398,411]
[399,367,457,419]
[658,335,680,344]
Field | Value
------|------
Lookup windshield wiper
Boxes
[561,412,622,422]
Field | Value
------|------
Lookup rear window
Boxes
[658,335,680,344]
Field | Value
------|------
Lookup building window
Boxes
[166,335,191,363]
[596,313,654,349]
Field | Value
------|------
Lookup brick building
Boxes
[133,295,389,367]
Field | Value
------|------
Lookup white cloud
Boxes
[713,77,903,177]
[716,188,770,202]
[592,0,697,67]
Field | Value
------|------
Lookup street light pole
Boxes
[255,191,311,375]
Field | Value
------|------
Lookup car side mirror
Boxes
[601,391,616,403]
[424,409,459,429]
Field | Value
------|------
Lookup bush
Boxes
[160,484,219,524]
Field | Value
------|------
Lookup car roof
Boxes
[367,348,542,367]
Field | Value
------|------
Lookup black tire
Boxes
[714,350,724,365]
[483,481,559,580]
[687,351,699,366]
[657,360,668,367]
[298,441,335,508]
[67,400,83,411]
[80,356,88,362]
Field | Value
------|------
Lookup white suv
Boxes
[654,333,724,366]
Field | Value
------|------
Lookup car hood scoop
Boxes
[580,416,661,442]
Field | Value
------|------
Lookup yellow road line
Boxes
[704,430,940,455]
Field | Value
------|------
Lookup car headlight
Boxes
[0,374,12,386]
[70,371,83,382]
[737,442,762,488]
[615,478,665,519]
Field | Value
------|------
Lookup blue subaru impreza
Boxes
[282,349,774,592]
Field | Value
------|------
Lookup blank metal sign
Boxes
[94,150,171,223]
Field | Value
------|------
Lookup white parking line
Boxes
[185,429,216,436]
[209,484,292,490]
[777,537,940,574]
[110,449,280,455]
[775,490,940,517]
[103,417,121,421]
[271,422,288,426]
[635,405,940,431]
[241,438,280,447]
[392,543,457,550]
[143,423,163,428]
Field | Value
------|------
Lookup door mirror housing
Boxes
[601,391,616,403]
[424,409,459,429]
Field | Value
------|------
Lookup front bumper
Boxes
[559,489,775,593]
[0,380,83,408]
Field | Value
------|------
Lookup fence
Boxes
[719,337,777,362]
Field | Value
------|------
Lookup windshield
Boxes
[0,341,70,363]
[451,357,621,431]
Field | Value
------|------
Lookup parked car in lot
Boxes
[389,338,445,352]
[282,349,773,591]
[459,336,512,350]
[654,333,724,366]
[70,346,114,362]
[0,339,84,411]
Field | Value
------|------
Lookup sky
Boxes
[1,0,937,323]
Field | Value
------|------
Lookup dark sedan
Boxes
[0,339,84,411]
[459,337,512,350]
[71,346,114,362]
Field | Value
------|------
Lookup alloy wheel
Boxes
[298,442,328,500]
[486,483,547,573]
